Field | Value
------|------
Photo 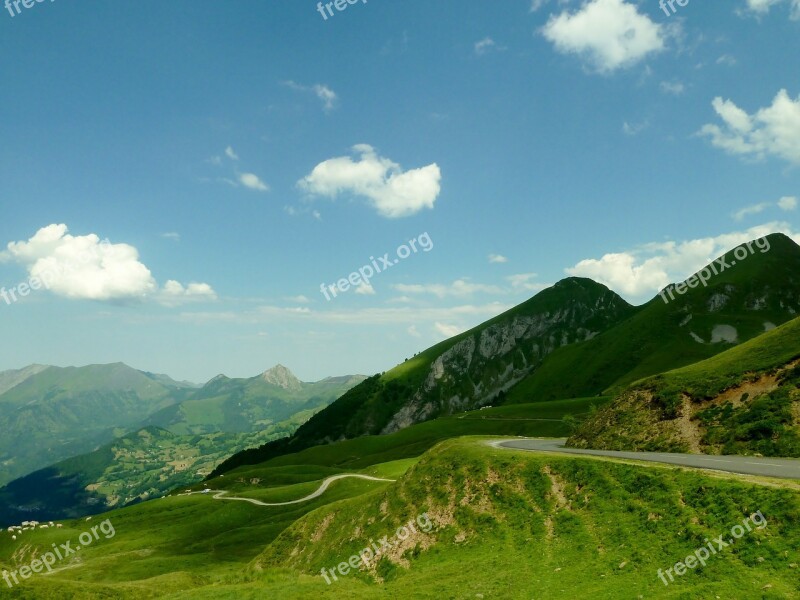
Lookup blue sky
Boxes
[1,0,799,383]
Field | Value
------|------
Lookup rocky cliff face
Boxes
[382,283,631,432]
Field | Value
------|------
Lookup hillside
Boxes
[213,278,634,469]
[1,438,797,598]
[0,363,193,485]
[0,407,318,527]
[506,233,800,402]
[0,364,365,488]
[142,365,366,435]
[568,315,800,455]
[210,397,609,478]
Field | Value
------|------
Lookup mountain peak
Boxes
[261,365,302,391]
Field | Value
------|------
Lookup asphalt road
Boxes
[491,438,800,480]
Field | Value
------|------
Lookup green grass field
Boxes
[2,437,796,599]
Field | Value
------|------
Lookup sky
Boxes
[1,0,799,384]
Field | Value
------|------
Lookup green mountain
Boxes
[212,234,800,477]
[211,278,635,473]
[0,363,366,488]
[568,315,800,455]
[0,364,50,396]
[0,408,318,527]
[0,363,193,486]
[143,365,367,435]
[506,232,800,402]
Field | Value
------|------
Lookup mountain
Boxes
[0,363,192,485]
[0,363,366,487]
[0,364,50,396]
[568,315,800,455]
[0,405,321,527]
[211,278,635,475]
[212,233,800,477]
[142,366,367,435]
[506,232,800,402]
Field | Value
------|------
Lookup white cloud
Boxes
[506,273,548,293]
[699,89,800,165]
[298,144,441,218]
[355,282,376,295]
[225,146,239,161]
[239,172,270,192]
[161,232,180,241]
[313,85,338,112]
[286,295,311,303]
[475,37,505,55]
[660,80,685,96]
[160,281,218,307]
[488,253,508,264]
[530,0,549,12]
[392,279,504,298]
[541,0,666,74]
[283,80,338,112]
[434,322,464,338]
[732,196,798,220]
[1,224,215,305]
[566,223,800,301]
[407,325,422,338]
[743,0,800,19]
[733,202,770,221]
[716,54,737,67]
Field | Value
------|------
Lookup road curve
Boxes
[490,438,800,480]
[182,474,395,507]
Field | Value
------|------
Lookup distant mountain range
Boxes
[0,363,365,487]
[212,233,800,476]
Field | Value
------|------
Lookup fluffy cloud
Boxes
[778,195,798,210]
[1,224,216,305]
[699,89,800,165]
[238,172,270,192]
[298,144,441,218]
[541,0,666,73]
[488,254,508,264]
[225,146,239,160]
[160,281,217,307]
[506,273,548,293]
[355,282,376,295]
[566,223,800,300]
[743,0,800,19]
[434,322,465,338]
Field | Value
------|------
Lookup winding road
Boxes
[490,438,800,480]
[181,473,395,506]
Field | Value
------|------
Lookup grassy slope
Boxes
[0,409,321,527]
[3,438,797,599]
[569,315,800,454]
[211,397,610,478]
[507,233,800,403]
